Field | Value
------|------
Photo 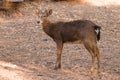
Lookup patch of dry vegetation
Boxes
[0,1,23,18]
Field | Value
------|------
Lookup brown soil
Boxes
[0,1,120,80]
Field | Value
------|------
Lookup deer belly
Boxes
[65,40,82,44]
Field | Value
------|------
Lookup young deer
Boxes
[34,9,101,75]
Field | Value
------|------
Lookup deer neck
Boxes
[42,19,51,34]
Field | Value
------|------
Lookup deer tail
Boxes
[94,26,101,41]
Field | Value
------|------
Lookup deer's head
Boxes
[34,9,52,25]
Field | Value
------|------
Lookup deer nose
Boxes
[37,21,40,24]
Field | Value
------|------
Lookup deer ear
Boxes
[46,9,52,16]
[48,9,52,15]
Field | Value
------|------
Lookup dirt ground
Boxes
[0,1,120,80]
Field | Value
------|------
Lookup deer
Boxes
[34,9,101,75]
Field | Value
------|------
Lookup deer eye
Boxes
[43,15,46,17]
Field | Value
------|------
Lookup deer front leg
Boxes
[54,40,63,70]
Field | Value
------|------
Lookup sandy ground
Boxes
[0,1,120,80]
[82,0,120,6]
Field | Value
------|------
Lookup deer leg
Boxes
[90,54,96,75]
[89,43,101,75]
[84,42,96,75]
[95,46,101,74]
[54,40,63,70]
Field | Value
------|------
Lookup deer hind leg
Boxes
[84,41,96,75]
[54,40,63,70]
[94,46,101,74]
